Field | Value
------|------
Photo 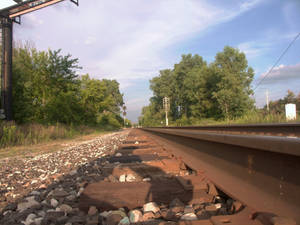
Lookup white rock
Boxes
[119,174,126,182]
[30,191,41,196]
[37,210,46,217]
[181,213,198,221]
[143,202,160,213]
[3,210,11,216]
[17,199,40,212]
[115,153,122,157]
[135,141,139,144]
[59,204,73,213]
[129,209,143,223]
[69,170,77,176]
[126,174,136,182]
[50,198,58,208]
[22,213,37,225]
[215,203,222,209]
[77,187,84,196]
[99,211,110,218]
[34,217,43,225]
[143,177,151,182]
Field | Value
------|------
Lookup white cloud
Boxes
[84,36,96,45]
[259,63,300,84]
[15,0,262,82]
[237,41,270,58]
[237,30,299,60]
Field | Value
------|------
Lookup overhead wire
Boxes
[253,32,300,91]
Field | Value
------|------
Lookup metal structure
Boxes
[163,96,170,126]
[0,0,79,120]
[142,124,300,223]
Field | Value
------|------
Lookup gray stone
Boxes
[88,206,98,216]
[118,216,130,225]
[66,194,76,201]
[17,199,40,212]
[87,215,99,225]
[30,191,41,196]
[34,217,43,225]
[69,169,77,176]
[184,205,194,214]
[59,204,73,213]
[69,215,86,223]
[169,199,185,214]
[22,213,37,225]
[52,189,68,197]
[106,213,124,225]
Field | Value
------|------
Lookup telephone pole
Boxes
[163,97,170,126]
[122,105,127,128]
[266,90,269,112]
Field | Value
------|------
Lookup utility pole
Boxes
[266,90,269,112]
[122,105,127,128]
[163,96,170,126]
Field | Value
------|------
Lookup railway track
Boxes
[79,124,300,225]
[1,124,298,224]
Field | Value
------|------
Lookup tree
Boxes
[212,46,254,119]
[12,44,126,128]
[140,46,255,125]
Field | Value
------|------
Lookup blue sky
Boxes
[1,0,300,122]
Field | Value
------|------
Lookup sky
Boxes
[1,0,300,123]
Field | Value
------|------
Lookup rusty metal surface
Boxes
[141,128,300,224]
[151,123,300,137]
[144,128,300,156]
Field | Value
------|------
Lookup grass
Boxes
[0,121,117,151]
[170,111,300,127]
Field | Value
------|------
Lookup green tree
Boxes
[212,46,254,119]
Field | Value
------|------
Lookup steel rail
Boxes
[151,123,300,137]
[141,127,300,224]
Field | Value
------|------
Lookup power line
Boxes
[253,32,300,91]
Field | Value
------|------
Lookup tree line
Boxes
[12,44,126,129]
[139,46,255,126]
[264,90,300,115]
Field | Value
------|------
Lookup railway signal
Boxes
[163,96,170,126]
[0,0,79,120]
